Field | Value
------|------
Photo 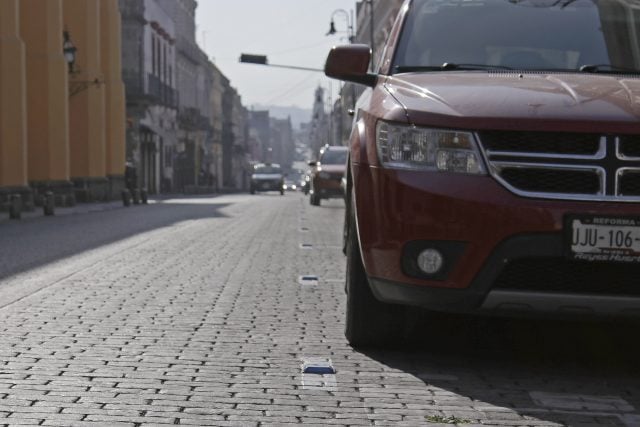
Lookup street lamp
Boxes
[326,9,354,43]
[367,0,375,65]
[63,29,104,97]
[63,30,77,74]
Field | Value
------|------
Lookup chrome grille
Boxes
[478,132,640,201]
[499,167,601,195]
[480,131,601,156]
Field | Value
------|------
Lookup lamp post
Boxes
[367,0,375,67]
[326,9,354,43]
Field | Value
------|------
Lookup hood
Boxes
[384,72,640,132]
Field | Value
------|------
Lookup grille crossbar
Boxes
[478,132,640,201]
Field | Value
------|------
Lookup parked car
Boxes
[308,145,348,206]
[325,0,640,347]
[250,163,284,195]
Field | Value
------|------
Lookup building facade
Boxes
[120,0,178,194]
[271,117,295,172]
[209,63,226,191]
[170,0,212,192]
[334,0,405,146]
[248,110,271,164]
[120,0,239,194]
[308,86,330,157]
[0,0,126,211]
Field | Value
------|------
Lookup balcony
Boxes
[178,107,212,132]
[123,70,176,109]
[148,74,177,108]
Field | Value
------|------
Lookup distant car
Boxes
[250,163,284,195]
[283,179,298,192]
[309,145,348,206]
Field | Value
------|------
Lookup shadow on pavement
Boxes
[360,314,640,426]
[0,195,232,282]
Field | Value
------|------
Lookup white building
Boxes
[120,0,178,193]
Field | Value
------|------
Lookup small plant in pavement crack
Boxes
[425,414,471,424]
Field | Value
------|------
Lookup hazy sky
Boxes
[196,0,357,111]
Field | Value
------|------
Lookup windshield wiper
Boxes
[579,64,640,74]
[440,63,514,71]
[395,63,513,73]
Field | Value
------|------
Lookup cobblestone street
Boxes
[0,194,639,426]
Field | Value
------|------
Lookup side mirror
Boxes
[325,44,377,87]
[308,161,318,167]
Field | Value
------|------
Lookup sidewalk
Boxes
[0,192,230,225]
[0,199,144,225]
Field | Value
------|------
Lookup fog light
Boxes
[417,249,444,274]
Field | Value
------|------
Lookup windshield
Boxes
[320,149,348,165]
[393,0,640,72]
[254,165,282,174]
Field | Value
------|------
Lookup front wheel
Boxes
[344,210,405,348]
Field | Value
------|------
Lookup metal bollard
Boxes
[121,189,131,207]
[9,194,21,220]
[140,188,148,204]
[43,191,55,216]
[132,189,141,205]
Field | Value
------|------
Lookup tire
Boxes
[342,207,349,255]
[344,209,405,348]
[280,188,285,196]
[250,188,255,195]
[310,193,320,206]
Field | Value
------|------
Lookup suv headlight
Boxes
[376,121,486,174]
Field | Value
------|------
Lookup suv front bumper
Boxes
[369,234,640,319]
[355,165,640,318]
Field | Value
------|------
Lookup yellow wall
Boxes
[63,0,106,180]
[0,0,126,194]
[101,0,126,178]
[0,0,28,187]
[20,0,70,183]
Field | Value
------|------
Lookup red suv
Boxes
[325,0,640,347]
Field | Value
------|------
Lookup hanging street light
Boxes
[62,30,77,74]
[62,30,104,97]
[325,9,354,43]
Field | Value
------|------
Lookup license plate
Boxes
[567,215,640,263]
